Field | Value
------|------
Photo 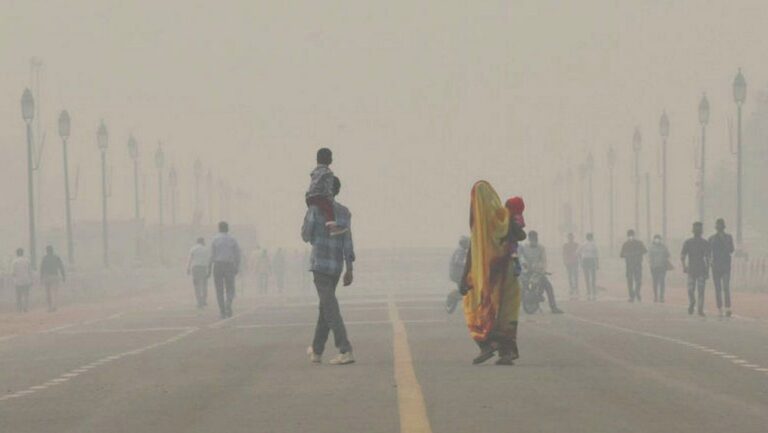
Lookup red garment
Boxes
[306,196,336,222]
[505,196,525,227]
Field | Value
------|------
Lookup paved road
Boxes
[1,283,768,433]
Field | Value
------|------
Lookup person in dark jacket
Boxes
[40,245,66,312]
[681,222,711,316]
[648,235,671,303]
[709,218,735,317]
[620,229,647,302]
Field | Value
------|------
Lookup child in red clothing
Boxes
[306,148,346,236]
[505,197,526,276]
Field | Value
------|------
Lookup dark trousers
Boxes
[651,268,667,301]
[312,272,351,355]
[713,270,731,309]
[565,264,579,295]
[15,285,30,312]
[213,262,236,317]
[192,266,209,308]
[582,259,597,299]
[687,274,706,314]
[626,265,642,301]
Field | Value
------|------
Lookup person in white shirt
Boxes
[11,248,33,312]
[578,233,600,301]
[187,238,211,309]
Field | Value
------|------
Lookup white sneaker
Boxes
[307,346,321,363]
[328,351,355,365]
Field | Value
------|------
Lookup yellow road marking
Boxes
[388,297,433,433]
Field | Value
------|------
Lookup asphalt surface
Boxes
[2,282,768,433]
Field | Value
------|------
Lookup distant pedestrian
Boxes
[648,235,671,303]
[445,236,470,314]
[210,222,242,319]
[578,233,599,301]
[187,238,211,309]
[273,248,286,292]
[11,248,33,313]
[562,233,580,298]
[681,222,711,316]
[302,176,356,365]
[40,245,65,312]
[620,229,647,302]
[709,218,734,318]
[255,250,271,294]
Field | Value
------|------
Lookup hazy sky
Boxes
[1,0,766,251]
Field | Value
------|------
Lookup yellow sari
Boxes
[463,181,514,342]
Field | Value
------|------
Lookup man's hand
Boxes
[343,270,353,286]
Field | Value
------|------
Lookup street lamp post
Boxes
[127,135,140,261]
[698,93,710,224]
[733,68,747,246]
[633,128,642,234]
[58,111,75,264]
[207,170,213,225]
[586,151,595,234]
[21,89,37,268]
[155,144,165,262]
[194,159,202,226]
[577,161,586,236]
[607,146,616,254]
[97,120,109,268]
[659,111,670,240]
[169,165,178,226]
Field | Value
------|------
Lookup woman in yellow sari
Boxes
[459,181,526,365]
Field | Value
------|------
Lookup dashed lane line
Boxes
[0,328,197,403]
[568,314,768,377]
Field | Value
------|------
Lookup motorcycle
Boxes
[521,270,553,314]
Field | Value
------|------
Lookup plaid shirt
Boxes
[302,201,355,276]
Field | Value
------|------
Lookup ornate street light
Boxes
[659,111,669,240]
[733,68,747,245]
[21,89,37,267]
[632,128,642,234]
[97,120,109,267]
[155,143,165,262]
[607,146,616,254]
[698,93,709,224]
[58,110,74,264]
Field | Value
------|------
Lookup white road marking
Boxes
[231,319,446,330]
[0,328,198,404]
[568,314,767,378]
[58,326,195,334]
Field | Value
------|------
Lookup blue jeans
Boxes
[687,274,706,314]
[312,272,351,355]
[713,270,731,309]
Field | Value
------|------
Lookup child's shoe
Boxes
[325,221,348,236]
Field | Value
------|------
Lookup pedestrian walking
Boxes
[709,218,735,318]
[255,250,271,294]
[578,233,599,301]
[40,245,65,312]
[460,181,527,365]
[648,235,671,303]
[210,222,241,319]
[445,236,470,314]
[562,233,580,299]
[187,237,211,309]
[302,176,356,365]
[11,248,33,313]
[620,229,647,302]
[273,248,286,292]
[681,222,711,316]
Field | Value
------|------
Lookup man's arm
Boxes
[680,241,688,273]
[727,234,735,255]
[301,208,316,244]
[58,257,66,281]
[541,247,548,272]
[342,216,355,286]
[233,239,242,273]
